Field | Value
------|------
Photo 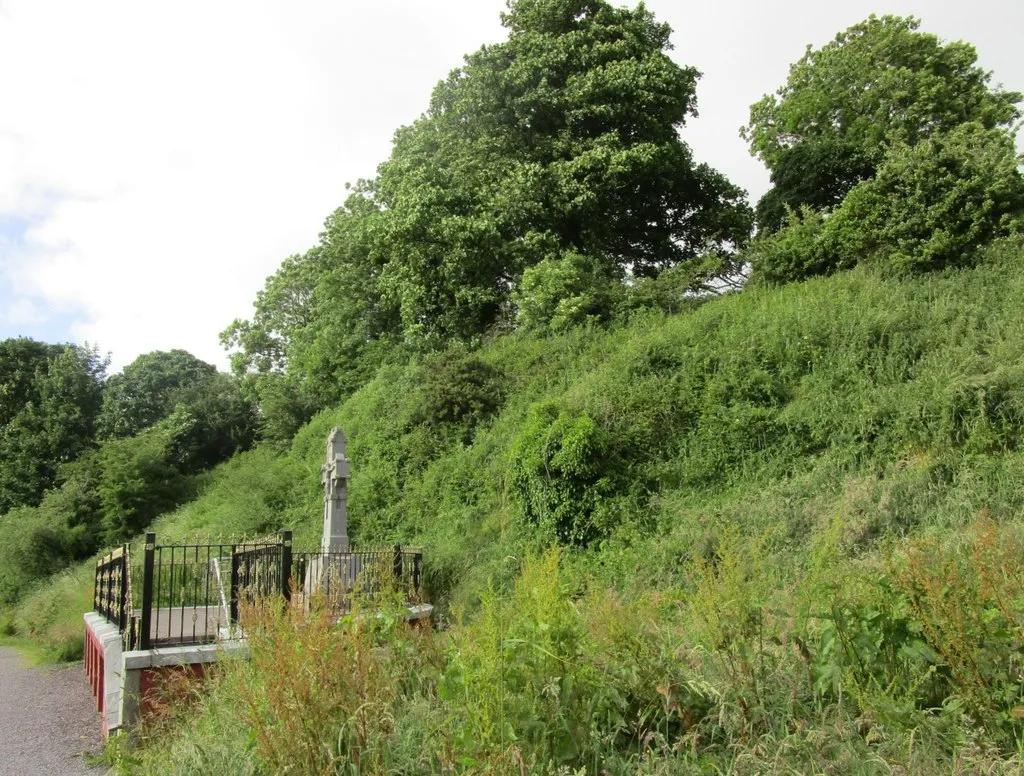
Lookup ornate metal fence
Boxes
[92,532,424,650]
[94,545,130,637]
[291,546,423,615]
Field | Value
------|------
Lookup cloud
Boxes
[0,0,1020,371]
[0,297,42,326]
[0,0,505,370]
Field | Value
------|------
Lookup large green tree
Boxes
[744,15,1022,231]
[0,341,107,513]
[0,338,65,427]
[97,349,219,439]
[373,0,752,345]
[225,0,752,420]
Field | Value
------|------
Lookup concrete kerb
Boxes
[121,640,249,671]
[83,612,123,735]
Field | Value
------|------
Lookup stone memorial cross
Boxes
[321,427,351,554]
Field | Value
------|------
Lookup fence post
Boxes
[93,558,101,613]
[140,533,156,651]
[280,531,293,602]
[229,545,240,624]
[118,544,129,634]
[413,552,422,597]
[393,544,403,587]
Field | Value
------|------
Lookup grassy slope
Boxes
[9,239,1024,772]
[11,237,1024,657]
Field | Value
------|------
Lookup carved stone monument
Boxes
[321,427,351,554]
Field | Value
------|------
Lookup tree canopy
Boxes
[373,0,751,345]
[0,340,107,513]
[97,349,219,439]
[224,0,752,429]
[749,123,1024,283]
[744,15,1022,231]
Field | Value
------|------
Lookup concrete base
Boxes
[406,603,434,622]
[85,612,248,736]
[120,641,248,729]
[84,612,124,735]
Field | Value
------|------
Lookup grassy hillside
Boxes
[12,238,1024,771]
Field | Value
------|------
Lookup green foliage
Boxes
[96,425,191,543]
[97,350,218,439]
[512,251,616,332]
[0,352,253,601]
[889,516,1024,736]
[0,342,107,512]
[744,15,1021,229]
[225,0,753,395]
[829,123,1024,273]
[14,238,1024,772]
[747,206,836,284]
[221,193,404,438]
[512,403,617,545]
[0,338,66,426]
[371,0,750,345]
[162,372,258,472]
[10,10,1024,770]
[413,349,504,444]
[752,124,1024,282]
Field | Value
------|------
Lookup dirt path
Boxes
[0,648,104,775]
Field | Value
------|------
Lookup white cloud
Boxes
[0,297,42,326]
[1,0,1021,371]
[0,0,505,370]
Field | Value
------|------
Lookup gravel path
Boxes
[0,648,104,776]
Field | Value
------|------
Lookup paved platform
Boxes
[144,605,226,645]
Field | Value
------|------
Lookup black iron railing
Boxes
[94,545,130,635]
[291,546,424,615]
[93,532,425,650]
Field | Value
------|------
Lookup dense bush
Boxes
[511,402,619,545]
[412,349,505,444]
[748,206,836,284]
[0,369,256,601]
[512,251,616,333]
[830,122,1024,273]
[753,124,1024,283]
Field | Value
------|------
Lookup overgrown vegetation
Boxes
[126,524,1024,774]
[4,0,1024,770]
[0,348,256,607]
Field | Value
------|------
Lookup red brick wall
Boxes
[138,663,208,719]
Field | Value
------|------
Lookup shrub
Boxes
[830,123,1024,273]
[513,252,616,333]
[511,402,619,545]
[413,348,504,443]
[749,206,839,284]
[97,426,190,543]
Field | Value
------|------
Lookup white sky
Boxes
[1,0,1021,372]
